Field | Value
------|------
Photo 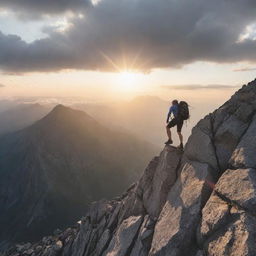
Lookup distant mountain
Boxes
[73,96,170,146]
[0,105,157,249]
[0,103,51,135]
[0,100,18,113]
[74,95,219,147]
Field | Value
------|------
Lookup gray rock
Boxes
[149,161,214,256]
[198,168,256,255]
[91,229,111,256]
[197,194,230,245]
[117,184,145,225]
[184,116,218,171]
[103,215,143,256]
[230,114,256,168]
[204,214,256,256]
[214,168,256,214]
[130,215,154,256]
[71,218,92,256]
[214,103,254,171]
[143,146,181,218]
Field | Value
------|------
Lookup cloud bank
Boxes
[1,0,256,72]
[162,84,240,90]
[233,67,256,72]
[0,0,90,17]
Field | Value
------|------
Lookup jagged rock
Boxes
[143,146,181,218]
[71,218,92,256]
[230,114,256,168]
[197,194,230,245]
[116,183,145,225]
[214,112,251,171]
[91,229,111,256]
[214,168,256,213]
[130,215,154,256]
[103,216,143,256]
[184,116,218,171]
[198,168,256,255]
[204,214,256,256]
[149,161,214,256]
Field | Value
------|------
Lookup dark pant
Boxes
[167,117,183,132]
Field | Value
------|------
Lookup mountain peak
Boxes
[37,104,94,127]
[49,104,76,116]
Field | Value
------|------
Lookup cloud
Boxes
[233,67,256,72]
[1,0,256,72]
[0,0,91,17]
[0,83,5,87]
[162,84,240,90]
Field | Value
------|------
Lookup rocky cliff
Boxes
[3,79,256,256]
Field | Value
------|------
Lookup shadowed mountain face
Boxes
[5,79,256,256]
[0,105,157,249]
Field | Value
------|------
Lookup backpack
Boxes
[178,101,189,120]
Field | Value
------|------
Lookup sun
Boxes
[117,71,141,91]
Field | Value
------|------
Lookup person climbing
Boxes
[165,99,189,149]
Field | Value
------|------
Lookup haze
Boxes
[1,0,256,145]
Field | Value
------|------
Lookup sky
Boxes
[0,0,256,104]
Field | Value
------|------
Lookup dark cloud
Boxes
[162,84,240,90]
[0,0,91,17]
[1,0,256,72]
[0,84,5,87]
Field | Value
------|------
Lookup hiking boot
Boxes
[178,143,184,150]
[165,139,173,145]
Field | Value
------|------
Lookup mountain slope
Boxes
[0,105,157,249]
[5,79,256,256]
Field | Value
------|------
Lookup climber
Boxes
[165,100,189,149]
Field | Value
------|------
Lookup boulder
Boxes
[198,168,256,255]
[197,194,230,245]
[214,168,256,214]
[204,214,256,256]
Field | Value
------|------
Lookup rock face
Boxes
[3,79,256,256]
